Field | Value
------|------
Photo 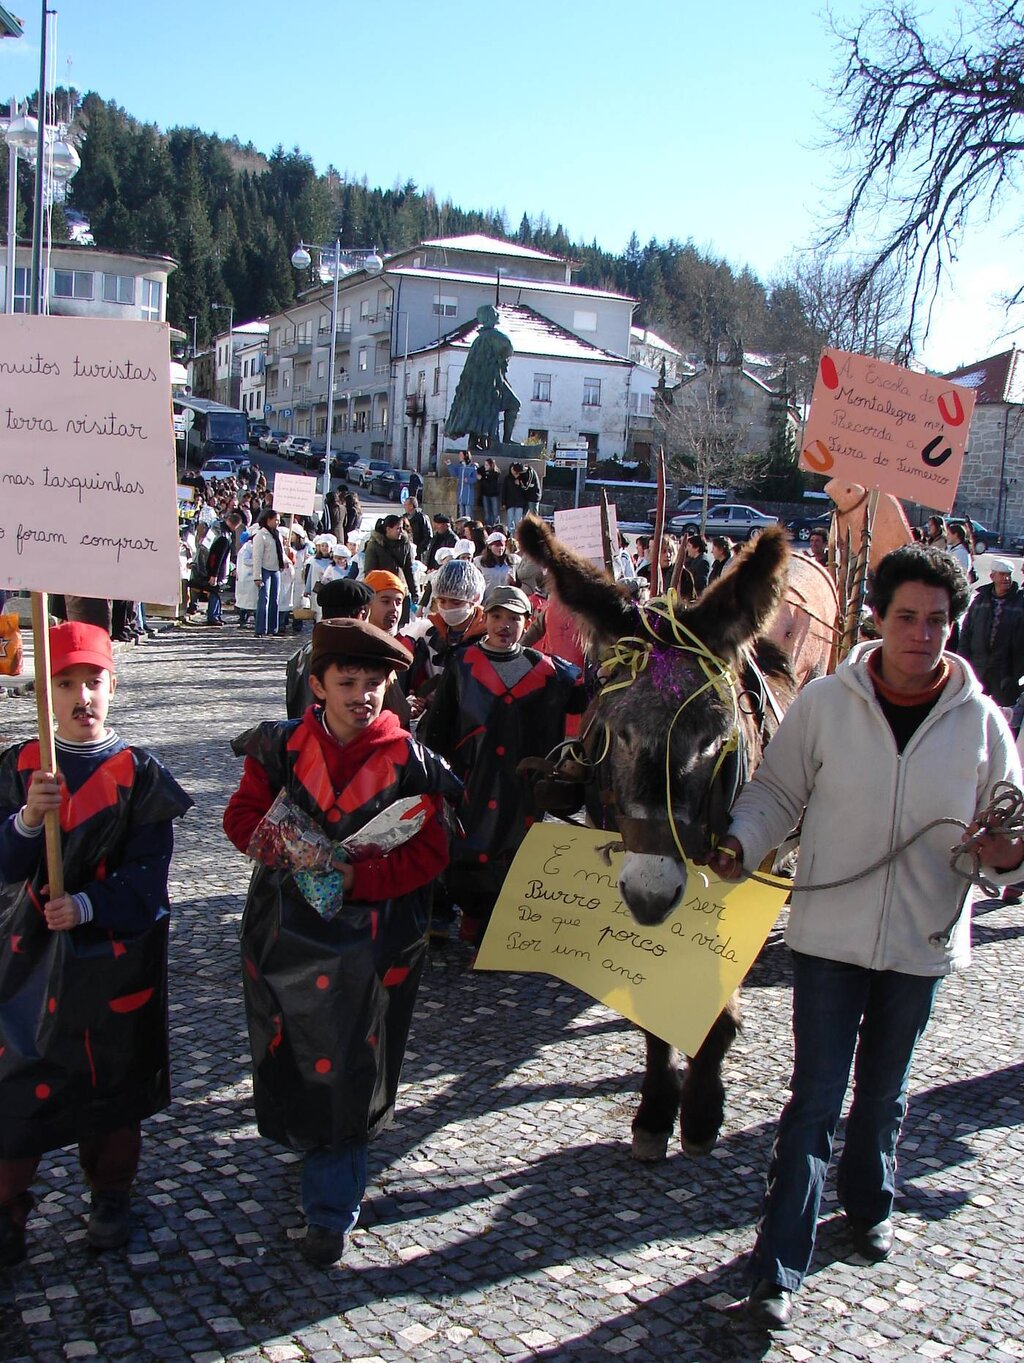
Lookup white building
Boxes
[1,241,174,322]
[237,337,266,422]
[261,233,642,468]
[212,319,268,407]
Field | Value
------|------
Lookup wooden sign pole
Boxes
[599,489,615,578]
[651,447,667,597]
[29,590,64,899]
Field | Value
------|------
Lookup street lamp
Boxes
[2,97,79,314]
[291,241,383,502]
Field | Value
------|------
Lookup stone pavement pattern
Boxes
[1,625,1023,1363]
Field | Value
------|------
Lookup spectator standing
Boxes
[474,530,520,592]
[447,452,478,519]
[404,497,432,560]
[425,514,458,570]
[502,462,529,531]
[363,516,419,619]
[252,508,286,638]
[479,457,502,525]
[956,558,1024,707]
[234,531,257,628]
[684,534,711,593]
[708,536,734,583]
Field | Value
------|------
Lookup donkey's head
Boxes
[517,518,789,924]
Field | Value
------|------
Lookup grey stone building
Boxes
[943,347,1024,542]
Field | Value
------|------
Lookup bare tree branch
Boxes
[822,0,1024,344]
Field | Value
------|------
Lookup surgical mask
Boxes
[439,603,475,627]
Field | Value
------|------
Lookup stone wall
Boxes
[952,404,1024,538]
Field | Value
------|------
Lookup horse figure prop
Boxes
[517,518,797,1160]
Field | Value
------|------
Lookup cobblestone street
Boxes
[1,624,1023,1363]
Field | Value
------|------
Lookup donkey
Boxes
[517,518,797,1160]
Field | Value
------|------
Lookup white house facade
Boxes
[1,241,174,322]
[212,319,268,408]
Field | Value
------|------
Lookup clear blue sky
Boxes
[3,0,1020,371]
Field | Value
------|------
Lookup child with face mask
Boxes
[399,560,488,716]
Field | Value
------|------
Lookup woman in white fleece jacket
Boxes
[708,544,1024,1330]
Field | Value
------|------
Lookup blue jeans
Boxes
[301,1142,368,1235]
[457,495,474,519]
[482,495,500,526]
[506,506,524,531]
[255,569,279,636]
[206,586,222,624]
[750,951,940,1293]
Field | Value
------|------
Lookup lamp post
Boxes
[291,241,383,503]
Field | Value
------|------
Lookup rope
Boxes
[733,781,1024,946]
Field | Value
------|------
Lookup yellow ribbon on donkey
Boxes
[474,824,790,1057]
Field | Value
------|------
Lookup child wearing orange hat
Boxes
[0,623,192,1266]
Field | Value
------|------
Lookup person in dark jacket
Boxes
[956,560,1024,706]
[403,497,431,560]
[362,516,419,611]
[425,514,458,570]
[501,464,529,531]
[684,534,711,594]
[479,457,502,525]
[224,620,459,1268]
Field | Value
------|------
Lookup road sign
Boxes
[280,407,292,419]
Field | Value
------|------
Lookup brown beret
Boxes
[310,619,412,672]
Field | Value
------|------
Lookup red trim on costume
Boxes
[382,966,409,987]
[108,987,154,1014]
[59,749,135,832]
[83,1027,97,1087]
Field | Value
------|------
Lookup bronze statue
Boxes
[444,304,521,450]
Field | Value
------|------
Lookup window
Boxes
[53,269,93,300]
[433,367,440,394]
[358,348,368,372]
[283,371,291,390]
[317,360,326,380]
[340,305,351,330]
[432,295,457,317]
[12,266,29,313]
[140,278,161,321]
[583,377,602,407]
[532,373,552,402]
[360,298,371,320]
[582,432,599,455]
[354,410,368,433]
[102,273,135,305]
[527,428,549,449]
[573,309,598,332]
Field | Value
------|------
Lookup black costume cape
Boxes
[0,741,192,1158]
[232,719,460,1152]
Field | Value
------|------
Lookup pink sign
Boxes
[0,315,181,604]
[800,348,976,514]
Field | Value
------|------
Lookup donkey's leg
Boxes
[631,1030,682,1162]
[679,992,742,1156]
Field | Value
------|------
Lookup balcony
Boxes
[293,386,312,410]
[356,308,392,335]
[280,337,313,359]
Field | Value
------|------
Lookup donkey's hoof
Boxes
[680,1131,719,1157]
[631,1129,671,1162]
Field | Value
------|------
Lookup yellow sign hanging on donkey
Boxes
[474,824,791,1055]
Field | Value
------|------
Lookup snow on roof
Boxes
[418,234,567,263]
[386,264,633,303]
[630,326,682,356]
[408,303,628,364]
[942,347,1024,405]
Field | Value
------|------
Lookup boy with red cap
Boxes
[224,619,460,1267]
[0,623,192,1266]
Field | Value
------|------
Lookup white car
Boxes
[199,457,242,479]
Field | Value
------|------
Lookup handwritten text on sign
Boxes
[553,504,620,570]
[474,824,790,1056]
[0,315,180,604]
[800,348,975,514]
[272,472,318,518]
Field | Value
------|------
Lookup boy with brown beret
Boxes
[224,619,460,1266]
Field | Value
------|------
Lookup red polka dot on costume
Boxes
[505,696,513,705]
[314,1058,331,1074]
[47,996,56,1014]
[315,974,329,990]
[487,799,497,810]
[496,746,506,756]
[35,1083,50,1100]
[524,816,535,828]
[478,853,488,863]
[327,809,341,823]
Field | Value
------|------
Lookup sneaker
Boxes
[301,1223,345,1267]
[746,1278,794,1329]
[0,1203,29,1268]
[87,1190,131,1250]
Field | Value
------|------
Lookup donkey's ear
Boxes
[684,526,789,658]
[516,514,633,642]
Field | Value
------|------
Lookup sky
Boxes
[2,0,1021,372]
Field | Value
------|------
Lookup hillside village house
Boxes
[663,341,800,460]
[258,234,657,470]
[212,320,268,408]
[942,348,1024,543]
[1,241,174,323]
[237,336,266,421]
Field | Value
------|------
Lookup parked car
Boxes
[199,457,244,480]
[370,469,405,501]
[961,518,1000,555]
[785,510,833,542]
[259,429,287,453]
[248,421,270,447]
[330,450,362,477]
[645,495,723,526]
[290,437,313,463]
[668,503,778,540]
[349,458,393,488]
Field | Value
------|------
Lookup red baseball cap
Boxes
[48,622,116,676]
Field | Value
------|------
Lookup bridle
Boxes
[519,590,784,863]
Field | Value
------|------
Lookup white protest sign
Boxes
[0,315,180,604]
[553,504,619,569]
[272,471,318,517]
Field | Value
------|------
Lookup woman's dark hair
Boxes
[381,514,402,532]
[470,523,487,553]
[257,508,277,527]
[925,514,947,540]
[710,535,732,556]
[869,544,969,620]
[687,534,707,554]
[344,491,360,511]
